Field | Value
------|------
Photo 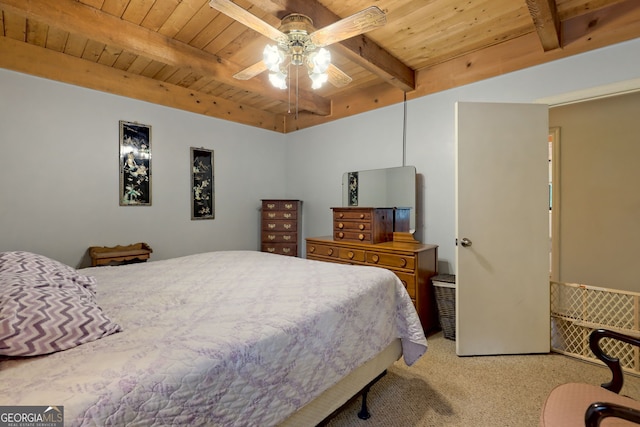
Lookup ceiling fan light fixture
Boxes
[264,43,331,90]
[262,14,334,90]
[209,1,387,95]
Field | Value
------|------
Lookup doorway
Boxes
[540,77,640,287]
[545,89,640,291]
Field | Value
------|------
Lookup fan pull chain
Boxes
[287,62,291,114]
[296,65,299,120]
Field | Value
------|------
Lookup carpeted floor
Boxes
[325,332,640,426]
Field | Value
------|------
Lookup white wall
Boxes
[287,38,640,274]
[0,70,286,267]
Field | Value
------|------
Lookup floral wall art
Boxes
[119,121,151,206]
[347,171,358,206]
[191,147,214,219]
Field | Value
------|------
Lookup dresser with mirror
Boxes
[306,166,439,334]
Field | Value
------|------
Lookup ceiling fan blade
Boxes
[209,0,287,44]
[233,61,268,80]
[309,6,386,47]
[327,64,352,88]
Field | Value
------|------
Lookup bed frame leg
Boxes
[357,389,371,420]
[357,370,387,420]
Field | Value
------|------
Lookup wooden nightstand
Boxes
[89,242,153,267]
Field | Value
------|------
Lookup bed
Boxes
[0,250,427,426]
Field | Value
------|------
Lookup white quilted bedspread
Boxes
[0,251,427,426]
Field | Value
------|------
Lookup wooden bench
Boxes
[89,242,152,267]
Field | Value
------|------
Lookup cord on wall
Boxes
[402,91,407,167]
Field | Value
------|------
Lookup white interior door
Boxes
[455,102,550,356]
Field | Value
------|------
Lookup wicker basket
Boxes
[433,274,456,340]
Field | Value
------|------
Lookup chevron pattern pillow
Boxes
[0,251,97,298]
[0,252,122,357]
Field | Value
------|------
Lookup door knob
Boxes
[460,238,472,247]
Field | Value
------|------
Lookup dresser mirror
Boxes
[341,165,417,233]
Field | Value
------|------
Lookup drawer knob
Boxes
[267,248,275,253]
[358,233,365,240]
[327,248,333,255]
[358,224,365,230]
[283,248,291,253]
[371,254,380,263]
[338,232,344,239]
[267,203,276,209]
[268,235,276,240]
[268,213,276,218]
[284,203,293,209]
[283,235,291,241]
[400,258,407,267]
[347,251,355,259]
[268,224,276,229]
[359,214,365,219]
[284,224,292,229]
[309,246,316,253]
[339,212,344,218]
[338,222,344,229]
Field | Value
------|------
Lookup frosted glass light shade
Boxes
[268,71,287,89]
[309,72,328,89]
[263,45,284,72]
[312,48,331,73]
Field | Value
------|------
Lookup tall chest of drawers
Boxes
[261,199,302,257]
[306,235,439,333]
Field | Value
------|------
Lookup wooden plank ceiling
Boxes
[1,0,639,133]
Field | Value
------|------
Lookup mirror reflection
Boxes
[342,166,417,232]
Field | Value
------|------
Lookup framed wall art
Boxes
[119,121,151,206]
[347,171,358,206]
[191,147,214,220]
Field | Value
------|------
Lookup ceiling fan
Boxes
[208,0,386,90]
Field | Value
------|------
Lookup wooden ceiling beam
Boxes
[555,0,630,21]
[561,0,640,47]
[244,0,416,92]
[525,0,561,51]
[0,0,331,116]
[0,36,285,132]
